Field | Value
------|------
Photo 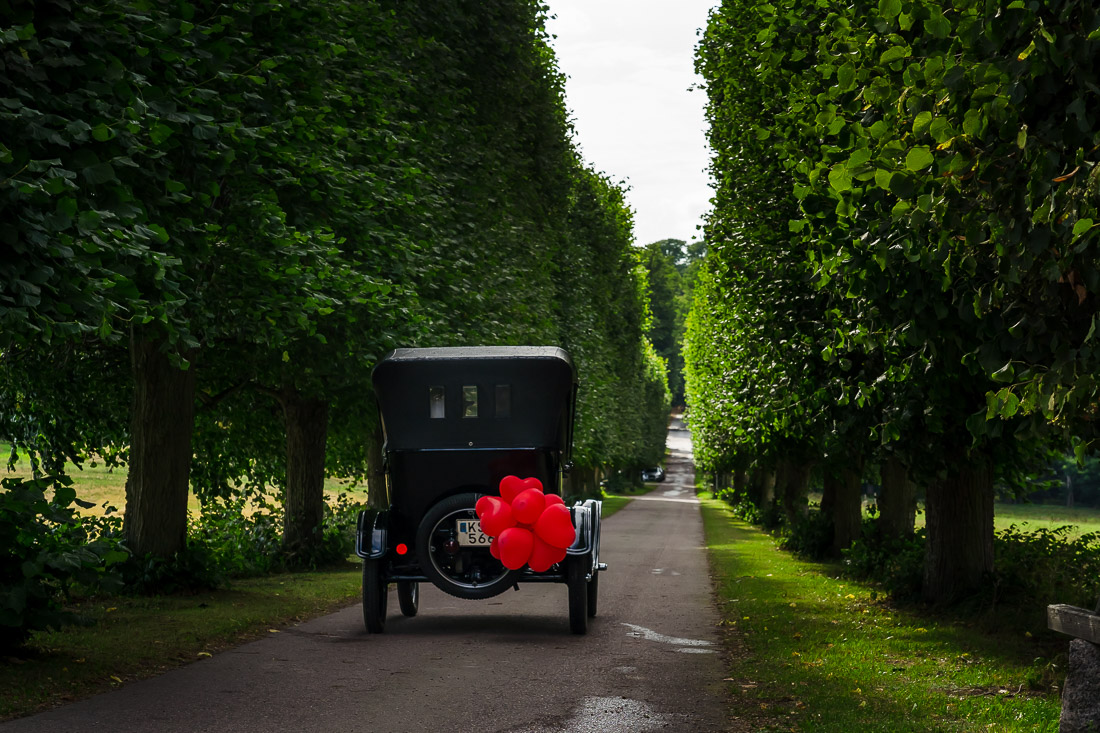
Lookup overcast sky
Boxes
[545,0,719,247]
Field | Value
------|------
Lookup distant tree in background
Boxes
[638,238,706,408]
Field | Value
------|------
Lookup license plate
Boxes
[455,519,492,547]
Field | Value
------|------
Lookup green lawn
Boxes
[0,566,363,721]
[701,497,1064,732]
[1,442,369,515]
[991,502,1100,535]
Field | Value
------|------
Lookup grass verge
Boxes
[602,481,660,518]
[701,498,1065,732]
[0,563,362,722]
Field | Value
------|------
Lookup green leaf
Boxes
[878,0,902,18]
[929,117,953,144]
[82,163,117,184]
[91,123,114,142]
[924,13,950,38]
[991,362,1014,383]
[1016,126,1027,149]
[962,109,983,137]
[1072,219,1094,239]
[880,46,910,64]
[904,146,934,171]
[149,124,174,145]
[912,111,932,135]
[888,173,916,198]
[837,63,856,90]
[828,165,852,193]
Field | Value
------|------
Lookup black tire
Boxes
[586,565,599,618]
[567,555,588,635]
[398,581,419,617]
[415,492,518,600]
[362,559,387,634]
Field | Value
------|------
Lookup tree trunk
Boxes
[780,460,811,524]
[733,468,748,500]
[1066,470,1075,509]
[364,391,387,510]
[757,468,776,506]
[282,390,329,557]
[922,457,994,603]
[878,456,916,538]
[825,461,863,555]
[124,332,196,558]
[820,472,835,516]
[366,419,387,510]
[570,465,599,498]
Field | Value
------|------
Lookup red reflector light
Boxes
[395,543,408,555]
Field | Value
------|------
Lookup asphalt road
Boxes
[3,418,734,732]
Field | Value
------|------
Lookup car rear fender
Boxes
[355,509,389,560]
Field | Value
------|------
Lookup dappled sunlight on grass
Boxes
[702,499,1062,732]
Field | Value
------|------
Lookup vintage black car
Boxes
[357,346,604,634]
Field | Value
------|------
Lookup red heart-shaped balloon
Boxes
[476,495,515,537]
[521,476,543,492]
[488,537,500,560]
[543,493,565,508]
[512,488,546,525]
[497,527,534,570]
[499,475,526,503]
[527,534,567,572]
[534,503,576,549]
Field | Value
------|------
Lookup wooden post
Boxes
[1049,604,1100,732]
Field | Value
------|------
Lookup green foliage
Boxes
[0,476,127,650]
[1,0,667,577]
[842,523,928,601]
[990,525,1100,611]
[777,507,835,560]
[639,239,690,405]
[124,491,365,593]
[691,0,1100,599]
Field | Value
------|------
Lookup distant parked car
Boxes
[641,466,665,483]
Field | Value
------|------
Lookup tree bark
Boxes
[733,468,748,499]
[780,460,811,524]
[922,456,994,603]
[878,455,916,538]
[365,391,387,511]
[124,332,196,558]
[746,466,776,507]
[570,465,599,498]
[825,461,863,556]
[282,390,329,556]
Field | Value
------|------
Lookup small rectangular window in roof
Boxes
[429,386,445,418]
[495,384,511,418]
[462,385,478,418]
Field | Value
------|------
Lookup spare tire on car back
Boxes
[414,493,519,600]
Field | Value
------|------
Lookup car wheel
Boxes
[567,554,588,635]
[415,493,518,600]
[362,559,387,634]
[586,565,599,618]
[398,580,419,617]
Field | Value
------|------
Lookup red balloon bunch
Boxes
[475,475,576,572]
